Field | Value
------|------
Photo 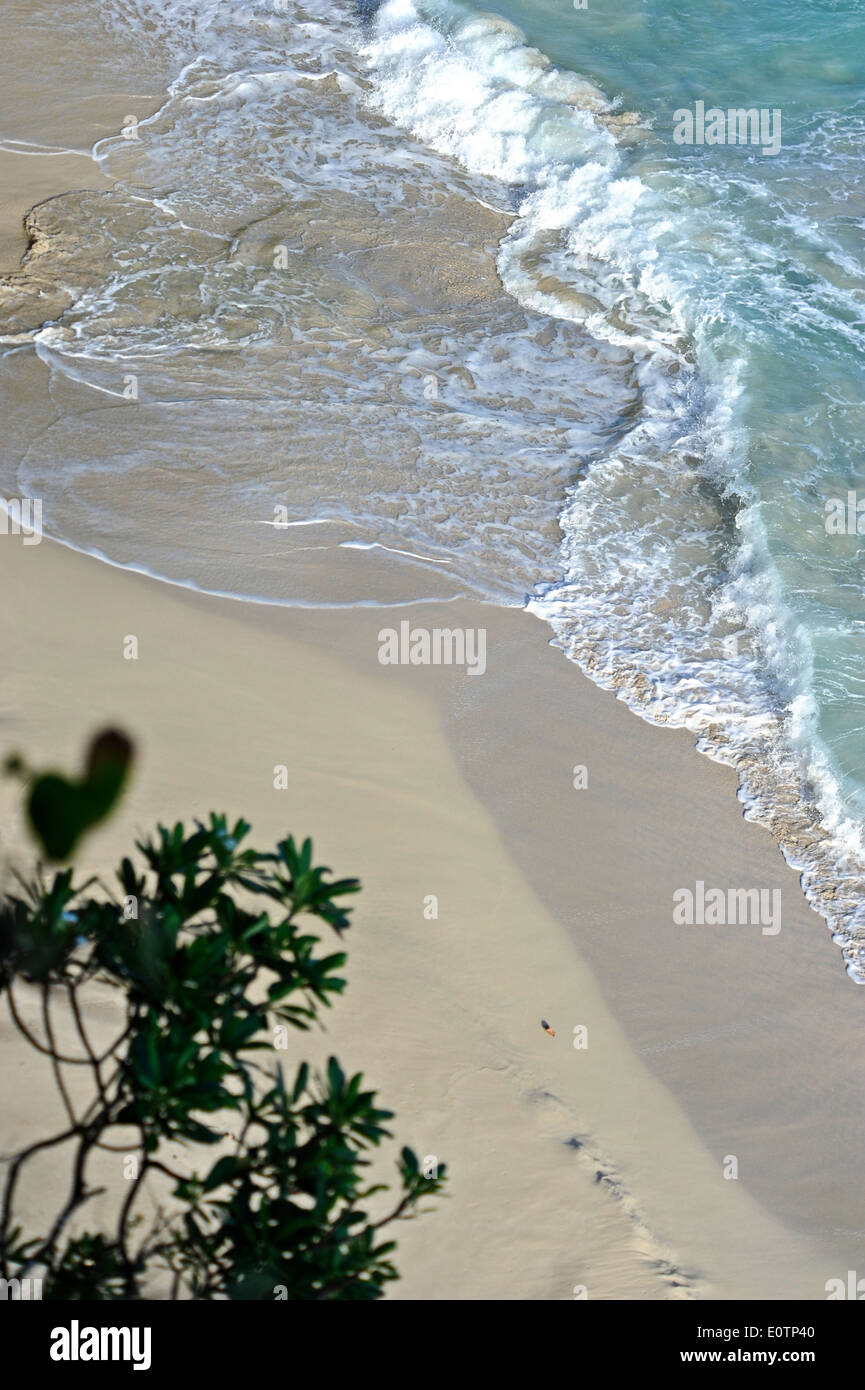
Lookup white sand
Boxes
[2,37,863,1299]
[0,536,850,1300]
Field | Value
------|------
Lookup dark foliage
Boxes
[0,804,444,1300]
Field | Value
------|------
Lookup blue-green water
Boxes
[363,0,865,973]
[2,0,865,973]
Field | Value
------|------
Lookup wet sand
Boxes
[2,20,864,1300]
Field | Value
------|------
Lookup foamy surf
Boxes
[360,0,865,978]
[1,0,865,977]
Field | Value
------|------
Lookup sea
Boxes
[2,0,865,975]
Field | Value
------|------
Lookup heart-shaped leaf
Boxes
[22,728,135,860]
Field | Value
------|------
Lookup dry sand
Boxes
[0,534,860,1301]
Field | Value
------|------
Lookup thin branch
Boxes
[41,985,77,1128]
[16,1129,103,1279]
[68,983,107,1109]
[7,981,125,1066]
[117,1158,149,1297]
[0,1124,80,1277]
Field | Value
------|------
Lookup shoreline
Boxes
[1,532,859,1299]
[2,20,864,1300]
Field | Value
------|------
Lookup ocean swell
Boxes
[360,0,865,978]
[1,0,864,976]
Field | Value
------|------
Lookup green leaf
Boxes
[202,1155,244,1192]
[23,730,134,861]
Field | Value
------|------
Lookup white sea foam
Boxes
[360,0,865,977]
[3,0,865,975]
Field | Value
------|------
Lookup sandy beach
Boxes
[2,532,863,1300]
[3,0,865,1305]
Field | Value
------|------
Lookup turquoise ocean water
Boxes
[2,0,865,973]
[363,0,865,974]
